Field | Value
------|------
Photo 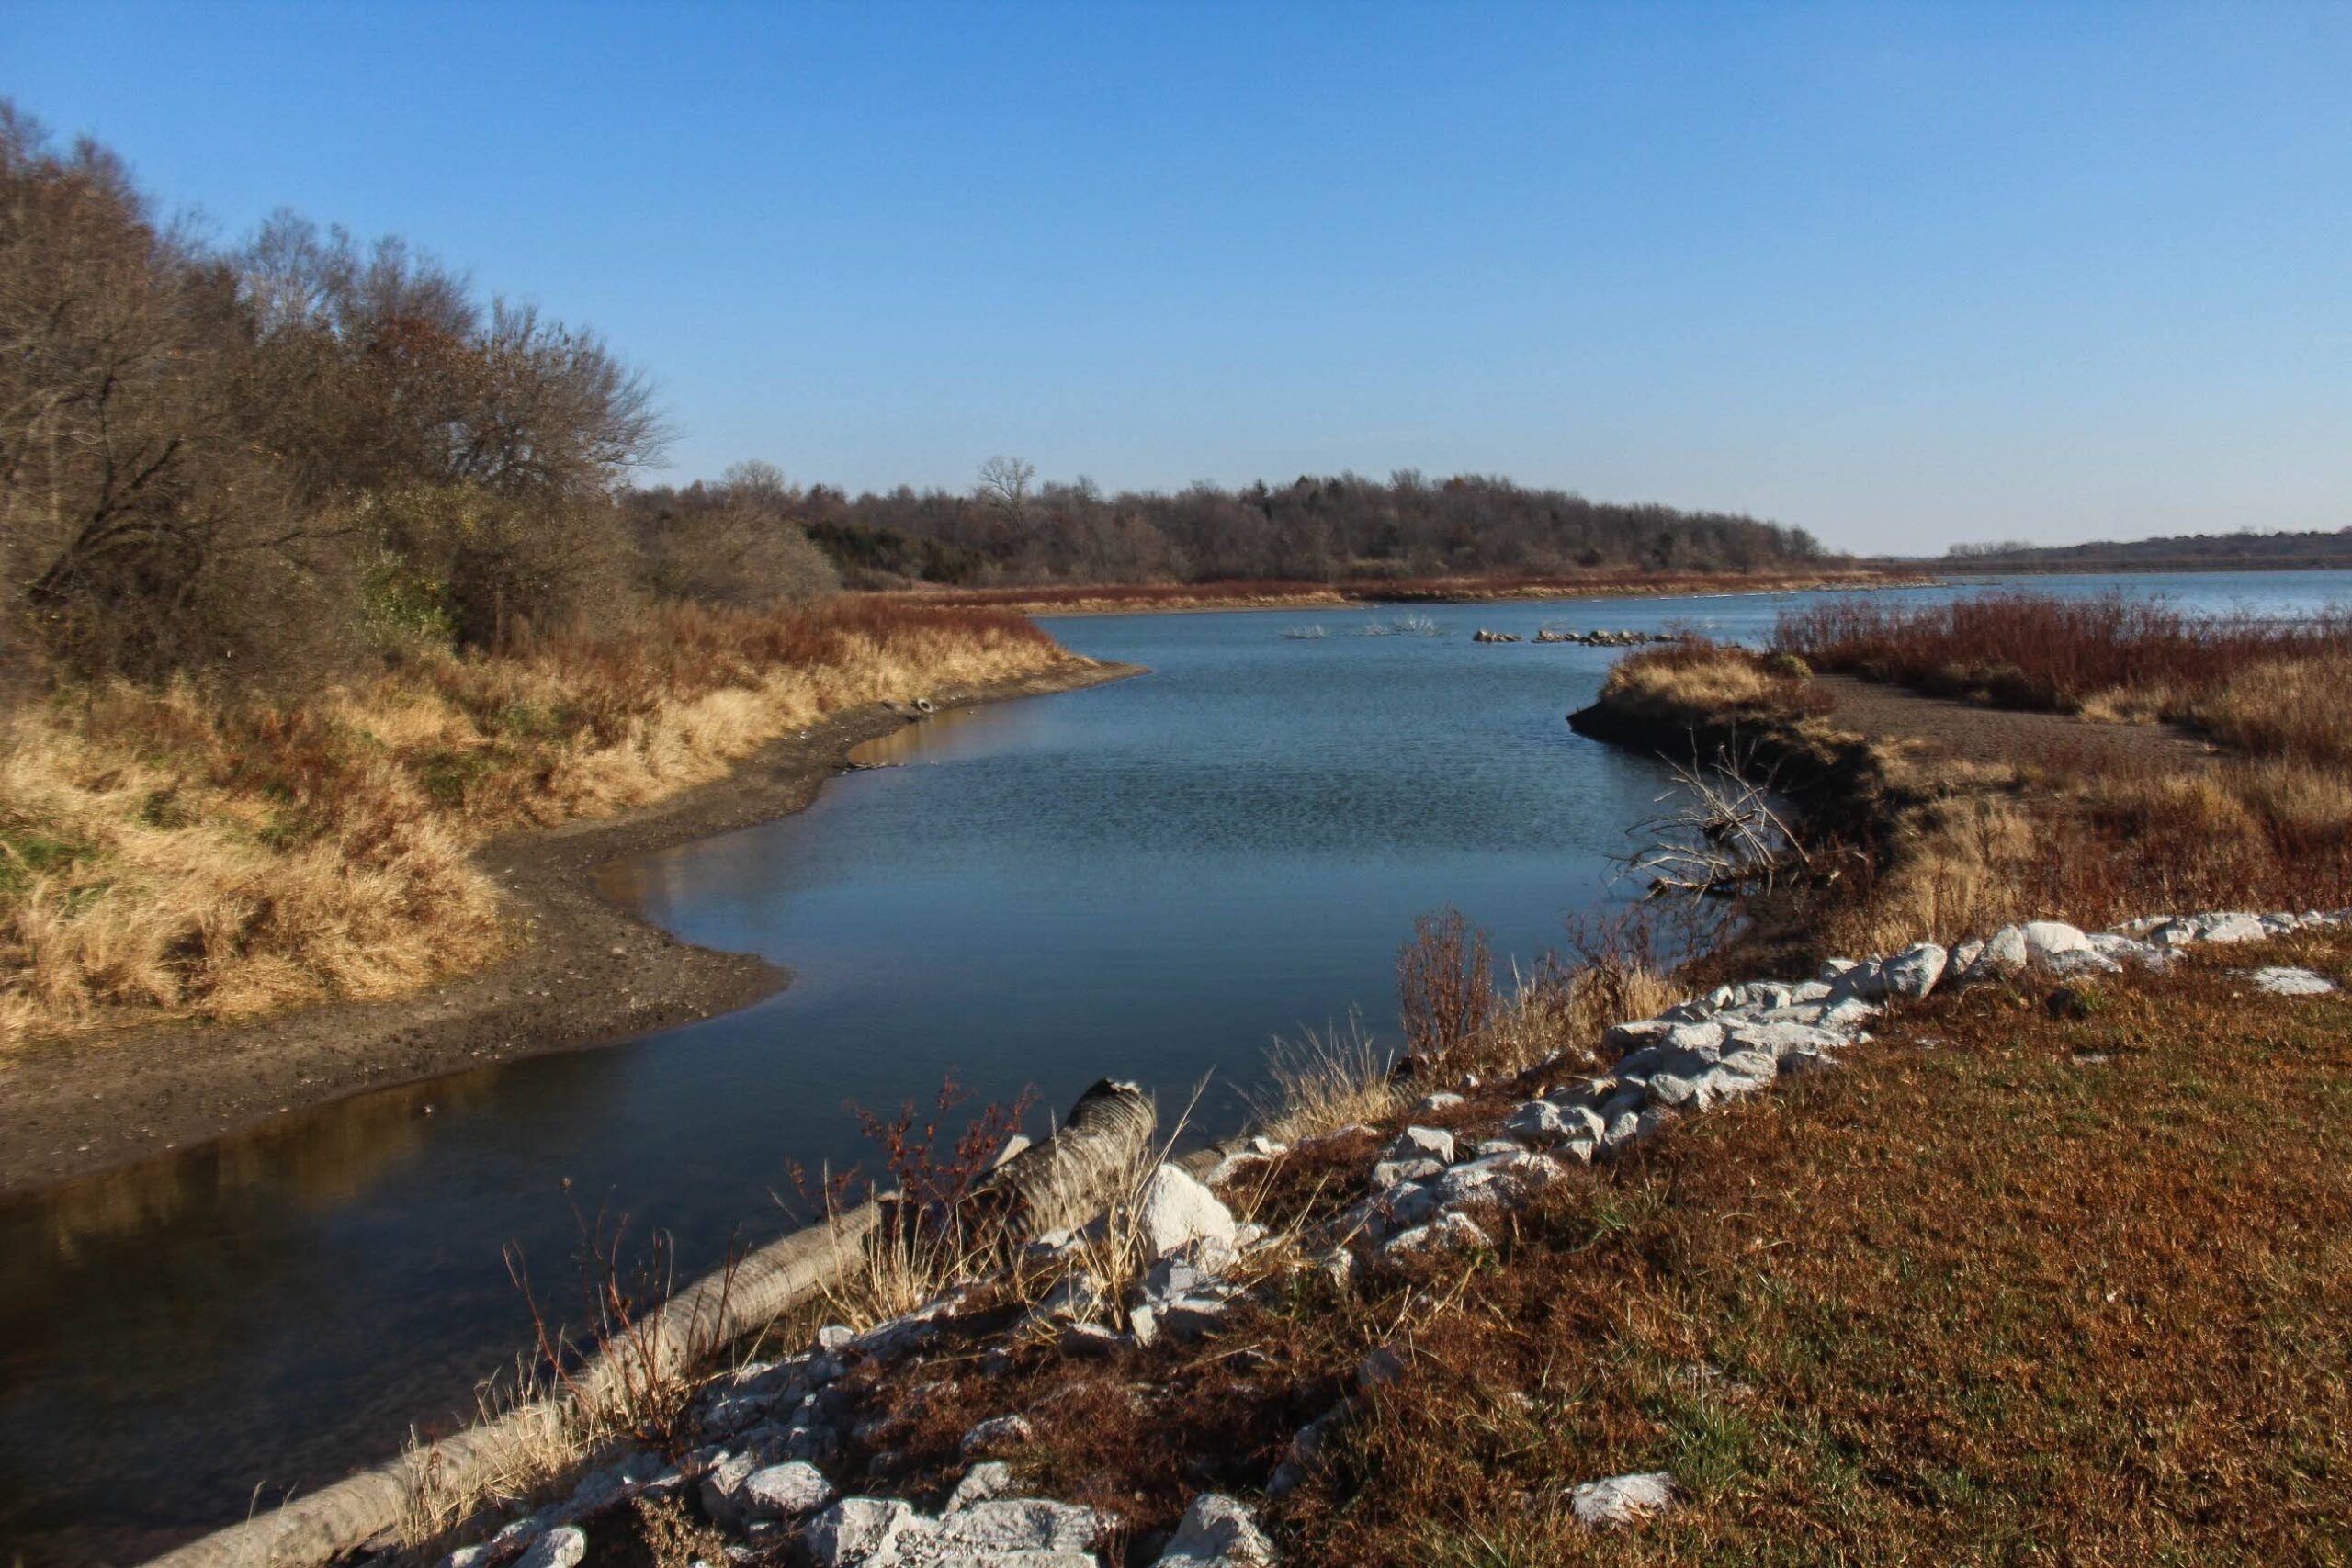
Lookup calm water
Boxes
[4,570,2347,1563]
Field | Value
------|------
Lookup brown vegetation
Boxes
[1283,931,2352,1563]
[871,568,1917,616]
[1775,592,2352,743]
[0,601,1071,1045]
[775,471,1833,592]
[1584,628,2352,963]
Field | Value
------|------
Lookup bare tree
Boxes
[975,455,1035,529]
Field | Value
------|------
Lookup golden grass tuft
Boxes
[1,599,1075,1046]
[1248,1017,1402,1145]
[2194,650,2352,767]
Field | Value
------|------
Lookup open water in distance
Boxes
[2,570,2346,1562]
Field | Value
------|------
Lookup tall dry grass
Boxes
[1775,591,2352,722]
[1593,639,1836,726]
[0,600,1074,1045]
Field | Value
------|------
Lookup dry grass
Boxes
[1586,637,2352,959]
[0,599,1074,1045]
[1775,591,2352,717]
[2199,651,2352,768]
[1249,1017,1402,1145]
[1281,935,2352,1564]
[1592,640,1836,728]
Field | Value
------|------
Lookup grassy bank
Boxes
[1583,633,2352,961]
[0,600,1074,1047]
[876,568,1928,617]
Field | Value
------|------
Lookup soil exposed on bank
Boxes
[0,660,1141,1199]
[1814,672,2213,773]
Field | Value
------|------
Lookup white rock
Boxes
[741,1461,834,1519]
[2023,920,2092,961]
[1137,1164,1238,1264]
[514,1529,586,1568]
[2248,965,2338,996]
[1880,942,1947,998]
[1568,1471,1678,1529]
[1949,938,1986,976]
[1385,1125,1456,1165]
[1371,1156,1444,1188]
[1975,925,2030,975]
[1382,1211,1489,1258]
[1411,1091,1466,1114]
[960,1413,1037,1456]
[1503,1099,1602,1149]
[1725,1021,1846,1060]
[1152,1492,1277,1567]
[2197,911,2269,944]
[933,1498,1106,1556]
[947,1461,1022,1511]
[807,1497,934,1567]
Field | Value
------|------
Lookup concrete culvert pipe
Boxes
[969,1078,1157,1240]
[146,1080,1156,1568]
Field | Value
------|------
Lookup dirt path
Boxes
[0,660,1141,1200]
[1814,673,2213,773]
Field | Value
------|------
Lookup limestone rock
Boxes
[807,1497,933,1567]
[741,1460,834,1519]
[933,1498,1106,1556]
[1880,942,1947,998]
[960,1413,1037,1457]
[1137,1165,1238,1264]
[948,1461,1022,1512]
[1567,1471,1678,1529]
[1384,1125,1456,1165]
[514,1529,586,1568]
[2022,920,2092,961]
[1152,1493,1276,1567]
[2248,965,2338,996]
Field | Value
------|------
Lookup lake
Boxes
[3,570,2346,1563]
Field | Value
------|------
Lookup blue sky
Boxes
[7,1,2348,553]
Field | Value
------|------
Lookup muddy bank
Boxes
[0,660,1142,1199]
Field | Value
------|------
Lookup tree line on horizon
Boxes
[4,102,1824,694]
[628,457,1829,592]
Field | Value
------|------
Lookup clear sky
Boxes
[7,2,2348,554]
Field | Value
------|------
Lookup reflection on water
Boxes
[35,1076,506,1265]
[6,570,2349,1565]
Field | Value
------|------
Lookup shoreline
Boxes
[878,570,1938,619]
[0,660,1144,1201]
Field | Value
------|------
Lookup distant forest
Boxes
[1937,528,2352,574]
[625,460,1830,590]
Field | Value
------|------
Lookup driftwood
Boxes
[149,1079,1159,1568]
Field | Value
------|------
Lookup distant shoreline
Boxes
[871,569,1936,619]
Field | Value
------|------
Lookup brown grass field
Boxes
[0,600,1073,1046]
[1588,636,2352,962]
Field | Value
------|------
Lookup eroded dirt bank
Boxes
[0,660,1141,1198]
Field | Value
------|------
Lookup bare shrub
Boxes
[1396,908,1494,1068]
[1622,745,1811,900]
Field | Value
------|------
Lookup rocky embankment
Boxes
[396,906,2342,1568]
